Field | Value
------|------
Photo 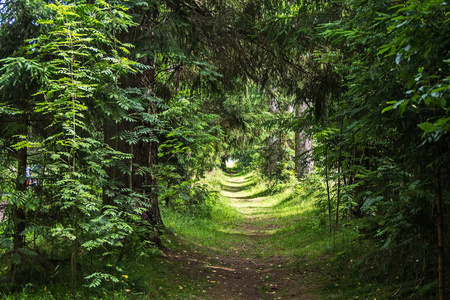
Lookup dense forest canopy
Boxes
[0,0,448,299]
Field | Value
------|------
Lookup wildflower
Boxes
[122,275,129,279]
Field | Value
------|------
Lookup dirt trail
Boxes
[200,174,321,300]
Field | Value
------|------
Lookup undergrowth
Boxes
[1,169,438,299]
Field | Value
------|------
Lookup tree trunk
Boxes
[104,118,164,247]
[132,136,164,247]
[294,101,313,179]
[70,205,78,296]
[334,116,344,248]
[147,140,164,241]
[325,143,332,233]
[13,148,27,251]
[11,111,27,282]
[266,97,279,175]
[103,120,132,206]
[435,163,445,300]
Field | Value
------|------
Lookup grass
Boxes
[1,169,433,299]
[162,170,377,297]
[162,171,248,255]
[192,170,418,299]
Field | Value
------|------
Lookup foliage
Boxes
[0,0,147,295]
[0,0,448,298]
[312,0,450,293]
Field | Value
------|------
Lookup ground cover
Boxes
[2,170,424,299]
[163,171,333,299]
[162,170,417,300]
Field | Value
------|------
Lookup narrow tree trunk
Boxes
[266,97,279,175]
[132,137,164,247]
[335,150,342,229]
[13,148,27,250]
[103,121,117,206]
[70,116,79,296]
[294,101,313,179]
[334,117,344,246]
[294,101,303,179]
[103,121,132,206]
[71,205,78,296]
[148,140,164,235]
[435,163,445,300]
[11,111,27,282]
[334,150,342,250]
[325,143,332,233]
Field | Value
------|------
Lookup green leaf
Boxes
[381,105,394,113]
[418,122,437,133]
[398,100,409,115]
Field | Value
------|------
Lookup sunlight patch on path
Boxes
[219,174,279,237]
[221,175,275,218]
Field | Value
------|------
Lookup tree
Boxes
[1,0,139,292]
[0,0,49,281]
[318,0,449,296]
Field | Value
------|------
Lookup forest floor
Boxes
[200,173,322,300]
[0,171,423,300]
[163,172,326,300]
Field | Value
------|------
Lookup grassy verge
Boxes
[162,170,249,256]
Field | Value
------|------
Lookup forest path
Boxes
[200,172,321,300]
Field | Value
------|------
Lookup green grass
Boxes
[162,171,249,255]
[1,170,434,299]
[193,170,412,299]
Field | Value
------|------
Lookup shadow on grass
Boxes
[219,178,257,193]
[236,180,258,190]
[233,188,272,200]
[273,194,298,208]
[220,184,247,192]
[237,210,273,218]
[216,228,273,238]
[225,170,246,177]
